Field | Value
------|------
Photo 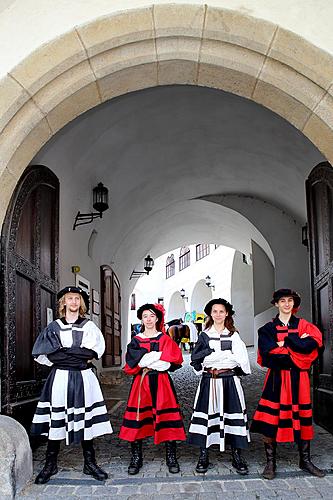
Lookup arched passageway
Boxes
[1,1,333,440]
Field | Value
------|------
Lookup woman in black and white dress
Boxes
[188,298,250,474]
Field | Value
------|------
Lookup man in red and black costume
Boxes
[119,303,186,474]
[251,289,325,479]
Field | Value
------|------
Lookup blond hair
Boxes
[58,294,87,318]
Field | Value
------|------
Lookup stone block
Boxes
[33,60,96,114]
[269,27,333,91]
[204,7,277,55]
[11,31,86,95]
[253,79,312,130]
[198,62,257,99]
[97,63,157,102]
[303,113,333,163]
[0,415,33,497]
[158,60,198,86]
[0,75,30,134]
[153,4,205,39]
[90,39,156,79]
[78,8,154,57]
[46,81,101,133]
[0,99,44,174]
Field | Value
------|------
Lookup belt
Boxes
[203,368,235,375]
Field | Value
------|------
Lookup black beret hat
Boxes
[57,286,89,310]
[204,298,235,316]
[270,288,301,308]
[137,303,163,321]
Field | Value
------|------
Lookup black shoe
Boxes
[128,441,143,475]
[83,461,108,481]
[196,448,209,473]
[166,441,180,474]
[82,440,108,481]
[35,462,58,484]
[231,448,248,475]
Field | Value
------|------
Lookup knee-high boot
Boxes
[35,440,60,484]
[165,441,180,473]
[128,440,143,475]
[82,440,108,481]
[298,440,325,477]
[262,442,277,480]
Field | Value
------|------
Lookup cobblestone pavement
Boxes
[18,350,333,499]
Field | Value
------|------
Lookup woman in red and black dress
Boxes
[119,303,186,474]
[251,289,325,479]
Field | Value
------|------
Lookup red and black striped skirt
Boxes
[119,370,186,444]
[251,368,313,442]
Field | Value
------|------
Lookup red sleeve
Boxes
[298,319,323,347]
[123,363,141,376]
[287,318,322,369]
[159,334,183,365]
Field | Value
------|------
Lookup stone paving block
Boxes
[92,485,119,495]
[56,486,77,496]
[198,480,223,492]
[223,480,246,491]
[43,485,61,495]
[233,494,259,500]
[179,481,202,493]
[264,478,290,490]
[242,479,269,491]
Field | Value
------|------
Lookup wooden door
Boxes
[306,161,333,433]
[101,265,122,366]
[0,165,59,429]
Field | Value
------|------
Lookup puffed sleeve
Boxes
[32,323,62,357]
[81,320,105,359]
[190,332,214,373]
[123,337,149,375]
[229,332,251,375]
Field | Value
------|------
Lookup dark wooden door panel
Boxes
[0,165,59,427]
[101,265,121,367]
[306,161,333,433]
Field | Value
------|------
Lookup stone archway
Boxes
[1,3,333,227]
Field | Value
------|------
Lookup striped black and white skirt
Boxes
[188,372,250,451]
[31,367,113,444]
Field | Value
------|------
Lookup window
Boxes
[130,293,136,310]
[179,246,190,271]
[196,243,210,261]
[166,254,175,279]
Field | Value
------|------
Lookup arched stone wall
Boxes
[1,3,333,226]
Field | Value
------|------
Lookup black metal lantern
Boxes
[73,182,109,230]
[93,182,109,213]
[205,275,215,290]
[180,288,188,301]
[144,255,154,273]
[130,254,155,279]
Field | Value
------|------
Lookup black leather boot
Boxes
[195,447,209,473]
[299,440,325,477]
[231,447,248,475]
[35,440,60,484]
[262,441,277,480]
[165,441,180,473]
[82,440,108,481]
[128,441,143,475]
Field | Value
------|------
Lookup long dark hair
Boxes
[204,315,237,333]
